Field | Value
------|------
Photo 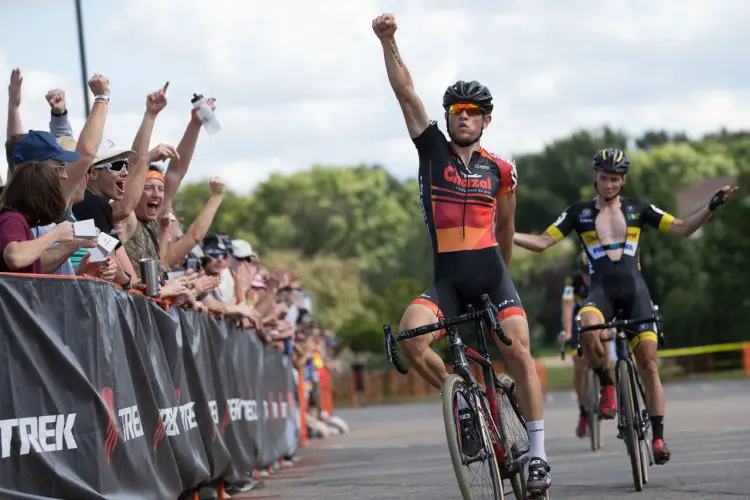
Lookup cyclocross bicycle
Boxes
[573,304,665,492]
[384,294,548,500]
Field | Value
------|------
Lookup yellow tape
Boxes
[659,342,750,359]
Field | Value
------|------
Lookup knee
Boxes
[398,307,435,356]
[639,353,659,376]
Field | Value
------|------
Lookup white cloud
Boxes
[1,0,749,190]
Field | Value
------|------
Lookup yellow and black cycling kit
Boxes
[546,197,675,349]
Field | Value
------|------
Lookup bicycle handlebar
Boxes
[383,294,513,370]
[573,304,666,352]
[576,314,658,334]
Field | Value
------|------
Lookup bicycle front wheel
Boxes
[495,378,529,500]
[617,361,644,491]
[442,374,504,500]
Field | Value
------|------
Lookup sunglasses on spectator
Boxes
[50,163,67,176]
[447,103,484,116]
[205,249,228,259]
[95,160,129,172]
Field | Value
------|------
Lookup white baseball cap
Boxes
[231,239,253,259]
[93,138,135,168]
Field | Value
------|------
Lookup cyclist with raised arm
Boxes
[373,13,551,494]
[514,148,738,464]
[560,251,598,438]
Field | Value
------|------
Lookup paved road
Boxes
[237,379,750,499]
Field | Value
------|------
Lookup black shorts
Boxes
[579,272,658,350]
[411,247,525,337]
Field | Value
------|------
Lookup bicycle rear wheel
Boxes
[586,369,602,451]
[617,361,643,491]
[442,374,504,500]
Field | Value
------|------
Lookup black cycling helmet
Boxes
[442,80,494,114]
[593,148,630,174]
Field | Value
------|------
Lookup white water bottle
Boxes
[191,93,221,135]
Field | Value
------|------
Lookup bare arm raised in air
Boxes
[6,69,23,141]
[372,13,429,139]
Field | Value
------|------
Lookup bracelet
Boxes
[94,95,110,103]
[51,109,68,117]
[121,271,132,289]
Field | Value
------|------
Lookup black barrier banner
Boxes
[0,276,298,499]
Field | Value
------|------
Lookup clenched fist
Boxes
[88,74,110,97]
[372,13,398,39]
[46,89,66,114]
[53,221,75,243]
[209,176,226,196]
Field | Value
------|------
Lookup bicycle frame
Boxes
[445,307,508,466]
[573,305,665,456]
[383,294,518,471]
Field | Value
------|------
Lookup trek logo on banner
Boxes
[263,393,290,422]
[0,414,78,459]
[154,402,200,450]
[101,387,146,464]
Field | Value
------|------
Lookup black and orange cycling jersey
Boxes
[409,121,525,324]
[545,197,675,349]
[416,122,518,254]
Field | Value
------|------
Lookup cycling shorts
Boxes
[578,269,658,350]
[410,247,526,340]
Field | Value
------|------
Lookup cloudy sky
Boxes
[1,0,749,192]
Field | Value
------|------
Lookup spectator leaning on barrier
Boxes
[196,234,264,333]
[120,88,205,279]
[0,161,74,274]
[5,72,114,278]
[69,83,178,287]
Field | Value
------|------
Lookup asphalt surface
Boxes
[236,379,750,499]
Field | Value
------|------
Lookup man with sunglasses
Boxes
[373,13,551,494]
[73,140,136,241]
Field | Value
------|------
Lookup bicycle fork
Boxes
[447,328,505,467]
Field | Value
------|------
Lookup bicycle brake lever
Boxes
[383,325,394,364]
[480,294,499,329]
[481,294,512,346]
[384,324,409,375]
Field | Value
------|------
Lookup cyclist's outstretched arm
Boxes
[373,13,429,139]
[515,205,576,252]
[514,232,556,252]
[643,186,738,237]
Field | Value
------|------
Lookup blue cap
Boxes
[11,130,81,166]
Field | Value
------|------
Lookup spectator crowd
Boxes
[1,69,348,499]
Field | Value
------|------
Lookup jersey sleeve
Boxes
[641,202,676,232]
[545,205,576,242]
[561,276,574,300]
[412,121,446,154]
[497,158,518,197]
